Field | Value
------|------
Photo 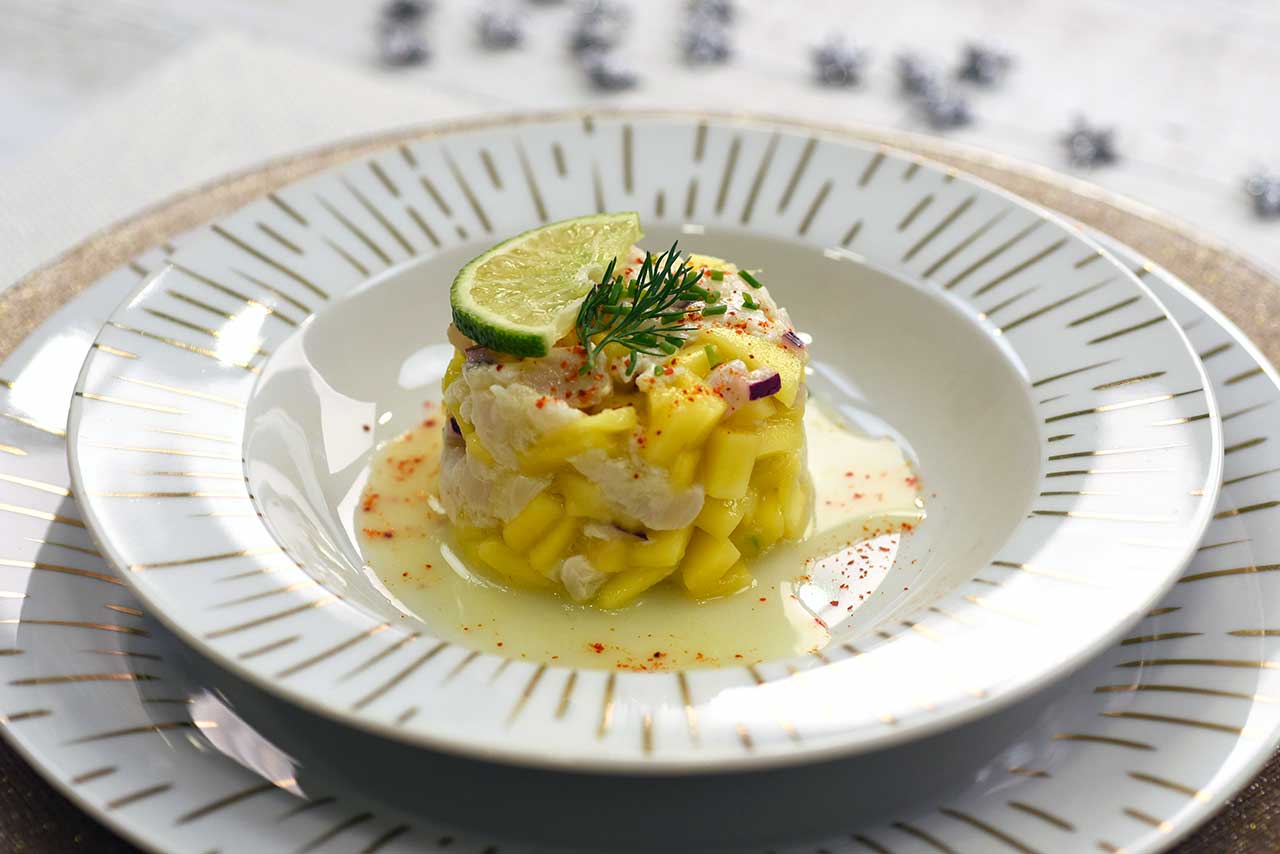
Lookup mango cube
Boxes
[631,526,694,568]
[700,328,803,407]
[477,538,551,588]
[679,530,741,591]
[694,498,747,539]
[529,517,580,575]
[669,450,700,491]
[728,398,777,426]
[673,346,711,378]
[702,426,760,500]
[752,451,801,491]
[781,478,812,540]
[684,561,753,599]
[754,491,785,549]
[557,472,611,521]
[585,535,630,574]
[642,386,726,465]
[502,492,562,552]
[520,407,638,474]
[595,565,676,609]
[755,413,804,458]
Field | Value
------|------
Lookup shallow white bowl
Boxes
[66,113,1221,771]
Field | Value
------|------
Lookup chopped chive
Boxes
[659,340,679,354]
[709,270,725,281]
[701,304,729,316]
[740,270,763,288]
[704,343,719,367]
[628,351,638,373]
[705,291,721,303]
[685,284,712,301]
[741,293,758,310]
[653,364,663,376]
[633,331,658,346]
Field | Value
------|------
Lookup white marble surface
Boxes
[3,0,1280,275]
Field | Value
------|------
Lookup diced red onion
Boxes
[781,329,806,350]
[747,370,782,400]
[465,345,496,365]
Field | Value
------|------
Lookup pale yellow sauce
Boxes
[357,402,922,671]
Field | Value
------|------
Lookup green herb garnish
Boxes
[709,270,725,281]
[742,292,758,310]
[576,242,709,374]
[701,304,729,316]
[740,270,763,289]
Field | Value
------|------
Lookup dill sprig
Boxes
[575,242,707,375]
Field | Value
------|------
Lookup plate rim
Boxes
[0,108,1274,853]
[62,110,1225,773]
[0,226,1266,854]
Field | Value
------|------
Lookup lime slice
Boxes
[450,212,644,358]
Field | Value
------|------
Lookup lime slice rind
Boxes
[450,212,643,358]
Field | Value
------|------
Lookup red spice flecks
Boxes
[361,493,380,513]
[495,364,504,372]
[362,424,372,432]
[590,642,605,654]
[423,418,438,428]
[535,396,548,409]
[362,527,395,539]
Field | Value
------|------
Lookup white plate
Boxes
[66,115,1221,770]
[0,222,1272,854]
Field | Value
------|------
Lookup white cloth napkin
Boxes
[0,32,478,290]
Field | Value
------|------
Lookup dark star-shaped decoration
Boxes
[378,23,429,66]
[382,0,432,24]
[1061,118,1118,168]
[478,6,524,50]
[570,1,627,54]
[688,0,735,23]
[1245,171,1280,219]
[812,36,867,87]
[957,42,1012,86]
[683,20,732,65]
[896,52,940,96]
[919,86,972,129]
[580,48,639,91]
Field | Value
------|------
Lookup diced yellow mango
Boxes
[529,517,580,575]
[730,526,763,559]
[476,538,551,588]
[755,413,804,458]
[679,530,741,591]
[694,497,747,539]
[754,490,785,549]
[687,253,734,272]
[631,526,694,568]
[684,561,753,599]
[702,426,760,500]
[752,451,801,490]
[557,472,611,521]
[585,536,630,573]
[699,328,803,407]
[594,565,676,609]
[520,407,638,474]
[780,477,812,540]
[728,398,777,426]
[673,346,711,378]
[502,492,562,552]
[642,386,726,465]
[442,349,465,393]
[669,450,700,491]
